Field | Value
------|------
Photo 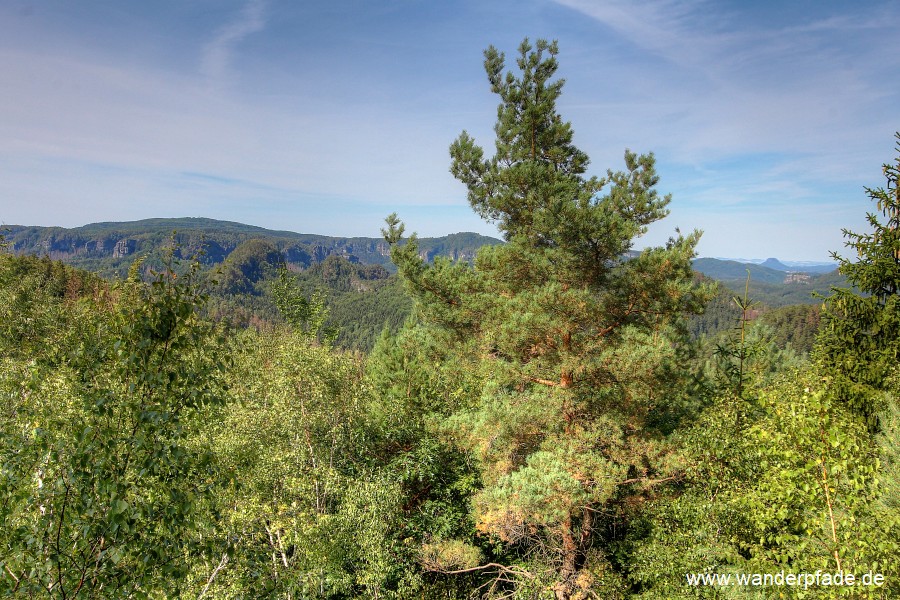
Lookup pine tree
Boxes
[818,132,900,419]
[384,39,711,598]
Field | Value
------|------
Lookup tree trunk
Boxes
[555,516,578,600]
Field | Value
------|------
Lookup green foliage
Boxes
[271,264,333,342]
[876,373,900,513]
[214,238,283,294]
[204,252,411,351]
[707,275,804,399]
[629,373,900,598]
[757,303,822,355]
[0,254,228,597]
[0,254,104,361]
[364,322,483,596]
[712,273,758,396]
[188,326,421,599]
[687,275,738,339]
[689,274,824,363]
[284,256,412,350]
[818,132,900,418]
[325,276,411,351]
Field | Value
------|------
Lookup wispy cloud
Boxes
[553,0,898,78]
[554,0,899,169]
[201,0,267,86]
[552,0,728,69]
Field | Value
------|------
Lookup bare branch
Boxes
[426,561,534,579]
[198,553,230,600]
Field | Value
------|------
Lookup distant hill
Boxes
[2,217,503,277]
[2,220,855,351]
[780,260,840,274]
[694,257,842,281]
[692,257,846,307]
[711,256,839,274]
[759,257,790,271]
[0,217,505,351]
[692,258,787,284]
[4,220,856,343]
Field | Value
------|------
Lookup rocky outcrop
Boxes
[112,239,135,258]
[784,272,811,284]
[449,248,479,261]
[4,219,502,273]
[418,248,438,261]
[310,244,330,262]
[283,245,312,267]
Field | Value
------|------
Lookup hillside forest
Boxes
[2,39,899,599]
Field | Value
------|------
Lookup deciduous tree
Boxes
[0,256,228,597]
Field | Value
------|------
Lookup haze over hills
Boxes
[710,256,839,274]
[691,258,840,283]
[691,257,846,308]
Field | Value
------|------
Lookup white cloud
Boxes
[553,0,898,204]
[200,0,267,87]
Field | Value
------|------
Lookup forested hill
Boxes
[692,257,839,283]
[2,217,502,276]
[692,256,846,307]
[4,217,837,286]
[2,217,847,350]
[694,257,791,283]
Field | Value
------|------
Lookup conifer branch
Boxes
[425,561,534,579]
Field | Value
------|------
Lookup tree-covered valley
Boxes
[2,39,899,599]
[0,217,842,355]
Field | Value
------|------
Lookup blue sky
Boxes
[1,0,898,261]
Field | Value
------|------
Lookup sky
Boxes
[1,0,898,262]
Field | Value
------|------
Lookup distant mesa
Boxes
[760,257,790,272]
